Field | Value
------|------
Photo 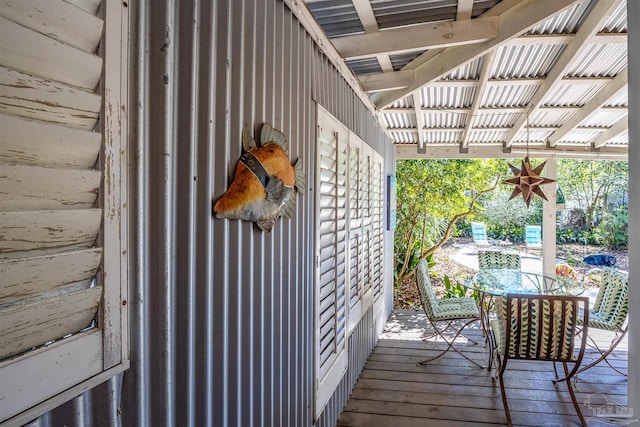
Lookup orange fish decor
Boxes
[213,123,305,232]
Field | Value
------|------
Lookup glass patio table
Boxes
[464,269,583,369]
[467,269,581,297]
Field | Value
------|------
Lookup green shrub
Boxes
[593,206,628,250]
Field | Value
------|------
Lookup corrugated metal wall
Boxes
[27,0,394,426]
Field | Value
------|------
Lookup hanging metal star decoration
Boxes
[503,156,556,208]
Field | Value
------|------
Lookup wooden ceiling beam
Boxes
[350,0,395,72]
[548,67,627,146]
[333,16,498,60]
[593,116,627,148]
[372,0,581,109]
[504,0,624,147]
[461,50,496,151]
[396,143,627,160]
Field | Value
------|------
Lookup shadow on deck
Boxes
[337,309,629,427]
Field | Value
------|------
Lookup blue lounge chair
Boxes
[471,222,492,251]
[524,225,542,250]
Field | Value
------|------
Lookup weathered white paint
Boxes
[0,330,103,424]
[0,66,101,129]
[0,113,101,168]
[63,0,101,16]
[0,248,101,303]
[0,209,101,258]
[100,0,128,370]
[0,15,103,90]
[0,165,100,211]
[0,0,103,53]
[0,286,102,359]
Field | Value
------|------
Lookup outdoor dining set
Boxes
[414,249,629,427]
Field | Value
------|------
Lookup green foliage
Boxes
[475,183,543,241]
[593,206,628,250]
[557,159,628,227]
[394,159,506,281]
[443,275,467,298]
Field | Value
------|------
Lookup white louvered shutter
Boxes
[372,155,385,313]
[0,1,129,424]
[315,107,348,418]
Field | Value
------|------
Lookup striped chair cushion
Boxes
[578,268,628,332]
[416,259,479,321]
[478,251,521,270]
[493,296,579,360]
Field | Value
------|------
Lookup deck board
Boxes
[337,309,628,426]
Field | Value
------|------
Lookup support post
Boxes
[541,158,557,277]
[627,0,639,416]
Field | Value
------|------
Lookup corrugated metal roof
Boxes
[392,130,418,143]
[493,44,566,79]
[580,110,627,128]
[423,111,467,128]
[607,130,628,144]
[382,111,416,128]
[346,57,383,75]
[389,51,426,71]
[472,111,520,128]
[542,82,603,107]
[559,128,603,143]
[530,109,576,127]
[481,83,539,108]
[442,57,483,80]
[527,0,593,34]
[601,0,627,32]
[303,0,628,154]
[566,43,627,77]
[371,0,457,29]
[468,129,509,143]
[472,0,501,17]
[420,86,477,108]
[389,96,414,108]
[424,129,462,143]
[306,0,364,37]
[513,128,555,143]
[605,91,628,107]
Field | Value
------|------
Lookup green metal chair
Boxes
[415,259,483,368]
[577,268,629,375]
[477,250,521,270]
[491,294,590,426]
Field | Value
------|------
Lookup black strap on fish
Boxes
[240,151,270,188]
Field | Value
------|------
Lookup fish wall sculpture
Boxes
[213,123,305,232]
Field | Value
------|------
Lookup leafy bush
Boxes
[443,275,467,298]
[593,206,628,249]
[474,189,543,242]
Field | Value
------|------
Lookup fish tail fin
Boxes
[281,193,296,219]
[261,123,289,155]
[294,159,305,196]
[243,124,257,150]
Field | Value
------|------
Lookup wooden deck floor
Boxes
[337,309,629,427]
